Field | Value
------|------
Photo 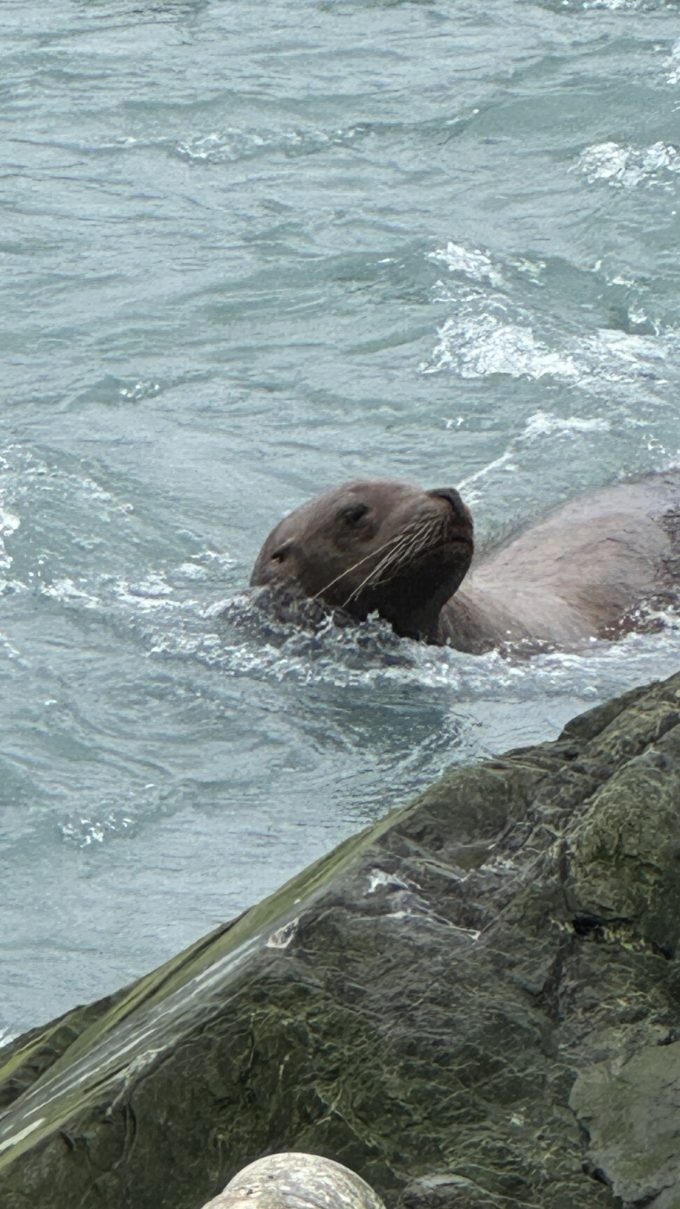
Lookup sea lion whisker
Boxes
[310,531,410,602]
[361,533,446,593]
[339,532,418,608]
[350,515,452,599]
[390,517,445,564]
[341,544,410,607]
[360,535,428,591]
[370,516,444,574]
[345,521,429,588]
[342,517,443,606]
[330,517,436,599]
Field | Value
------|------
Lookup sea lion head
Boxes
[250,478,474,641]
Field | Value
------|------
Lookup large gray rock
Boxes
[1,671,679,1209]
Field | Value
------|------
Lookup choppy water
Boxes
[1,0,679,1036]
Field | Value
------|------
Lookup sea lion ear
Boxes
[271,541,293,564]
[250,537,294,586]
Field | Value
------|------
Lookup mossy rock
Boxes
[1,672,679,1209]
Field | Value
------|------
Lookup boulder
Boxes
[200,1151,386,1209]
[1,671,679,1209]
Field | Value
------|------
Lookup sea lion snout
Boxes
[428,486,474,530]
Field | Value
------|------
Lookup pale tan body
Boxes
[444,471,680,651]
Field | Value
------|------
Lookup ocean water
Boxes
[1,0,679,1036]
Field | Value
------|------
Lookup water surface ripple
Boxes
[1,0,679,1033]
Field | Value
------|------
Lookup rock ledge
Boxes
[1,672,679,1209]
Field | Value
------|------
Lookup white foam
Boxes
[421,311,580,381]
[422,284,676,391]
[42,578,101,610]
[0,508,20,537]
[0,632,24,662]
[429,242,504,287]
[0,508,20,573]
[666,39,680,86]
[521,411,611,439]
[583,0,641,9]
[121,572,172,600]
[578,141,680,189]
[119,380,161,402]
[59,811,136,848]
[176,124,364,164]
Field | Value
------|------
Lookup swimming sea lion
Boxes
[250,471,680,653]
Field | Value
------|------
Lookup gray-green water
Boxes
[1,0,679,1035]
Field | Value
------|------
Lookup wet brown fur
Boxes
[250,471,680,653]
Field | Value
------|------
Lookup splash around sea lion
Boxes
[250,471,680,654]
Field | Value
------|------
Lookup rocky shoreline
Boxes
[1,671,679,1209]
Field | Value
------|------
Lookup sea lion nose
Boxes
[428,486,471,524]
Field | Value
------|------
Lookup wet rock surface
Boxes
[1,672,679,1209]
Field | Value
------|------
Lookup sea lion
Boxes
[250,471,680,653]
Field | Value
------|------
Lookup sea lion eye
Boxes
[341,503,368,525]
[271,543,291,563]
